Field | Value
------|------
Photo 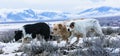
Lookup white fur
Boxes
[19,27,32,38]
[65,19,104,42]
[19,27,32,44]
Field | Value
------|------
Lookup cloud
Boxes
[75,0,120,10]
[89,0,104,3]
[103,0,120,7]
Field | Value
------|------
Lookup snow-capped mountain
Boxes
[0,6,120,22]
[0,9,68,22]
[77,6,120,17]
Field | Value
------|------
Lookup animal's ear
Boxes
[70,22,75,28]
[58,24,62,29]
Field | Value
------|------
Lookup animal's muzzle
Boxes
[68,28,70,31]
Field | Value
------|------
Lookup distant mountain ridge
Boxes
[0,9,68,22]
[0,6,120,22]
[79,6,120,13]
[77,6,120,17]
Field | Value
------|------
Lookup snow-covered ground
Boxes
[0,36,77,56]
[0,35,120,56]
[0,22,120,56]
[0,21,63,30]
[0,42,22,56]
[0,5,120,56]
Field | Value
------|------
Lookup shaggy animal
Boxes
[52,23,71,44]
[14,22,52,42]
[65,18,104,45]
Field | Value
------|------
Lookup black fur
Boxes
[70,22,75,28]
[14,22,52,41]
[14,30,23,41]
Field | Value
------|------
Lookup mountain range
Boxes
[78,6,120,17]
[0,6,120,22]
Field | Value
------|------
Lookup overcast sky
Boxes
[0,0,120,11]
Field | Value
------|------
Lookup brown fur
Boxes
[52,23,71,43]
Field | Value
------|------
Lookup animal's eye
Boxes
[54,28,57,30]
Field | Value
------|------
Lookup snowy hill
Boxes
[0,9,68,22]
[0,6,120,22]
[77,6,120,17]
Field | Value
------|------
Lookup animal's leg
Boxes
[57,38,62,43]
[94,22,104,36]
[68,34,74,44]
[94,27,104,36]
[72,35,81,46]
[72,33,85,46]
[76,36,80,43]
[66,38,69,44]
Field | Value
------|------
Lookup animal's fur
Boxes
[52,23,71,43]
[65,18,104,45]
[14,22,52,43]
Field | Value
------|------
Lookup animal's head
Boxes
[65,21,75,32]
[52,23,67,36]
[14,30,23,41]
